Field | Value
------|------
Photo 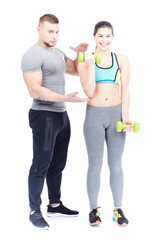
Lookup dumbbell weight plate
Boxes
[116,121,123,132]
[133,123,140,133]
[78,52,85,63]
[95,54,102,64]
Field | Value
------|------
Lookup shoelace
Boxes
[91,207,101,217]
[117,209,126,219]
[31,211,43,223]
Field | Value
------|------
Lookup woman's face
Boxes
[94,27,114,51]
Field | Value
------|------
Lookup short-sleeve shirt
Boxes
[21,43,68,112]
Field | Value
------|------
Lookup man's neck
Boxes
[37,40,52,51]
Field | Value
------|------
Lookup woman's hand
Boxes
[122,120,134,132]
[84,53,95,65]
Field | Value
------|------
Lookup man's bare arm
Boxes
[23,71,88,102]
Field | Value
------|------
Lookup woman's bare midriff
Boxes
[88,83,121,107]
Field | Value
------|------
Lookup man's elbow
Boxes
[30,92,38,98]
[69,68,79,76]
[28,87,39,99]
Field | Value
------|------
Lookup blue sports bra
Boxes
[95,52,121,86]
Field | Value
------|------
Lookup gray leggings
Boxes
[83,104,126,209]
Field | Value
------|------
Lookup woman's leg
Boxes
[105,106,126,208]
[84,106,105,210]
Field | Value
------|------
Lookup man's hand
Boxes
[69,43,89,53]
[66,91,88,102]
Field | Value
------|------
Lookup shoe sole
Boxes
[47,212,79,217]
[90,220,101,226]
[118,223,128,227]
[29,221,50,230]
[113,220,128,227]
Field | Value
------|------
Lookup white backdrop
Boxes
[0,0,160,239]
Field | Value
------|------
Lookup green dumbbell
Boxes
[78,52,102,64]
[116,121,140,133]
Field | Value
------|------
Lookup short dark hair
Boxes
[93,21,114,36]
[38,14,59,26]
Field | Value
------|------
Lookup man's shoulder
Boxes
[21,44,44,73]
[23,44,43,57]
[22,44,44,64]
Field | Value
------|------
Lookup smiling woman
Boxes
[1,0,159,237]
[78,21,132,226]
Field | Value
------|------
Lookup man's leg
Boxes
[46,111,79,216]
[28,110,62,228]
[46,111,70,203]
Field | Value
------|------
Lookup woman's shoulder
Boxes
[115,53,128,60]
[115,53,130,67]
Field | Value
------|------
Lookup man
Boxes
[21,14,88,230]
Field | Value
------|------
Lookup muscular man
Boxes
[21,14,88,229]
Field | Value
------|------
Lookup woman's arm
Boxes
[118,54,132,125]
[78,54,96,98]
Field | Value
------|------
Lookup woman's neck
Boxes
[95,48,111,56]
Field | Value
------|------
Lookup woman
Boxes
[78,21,132,226]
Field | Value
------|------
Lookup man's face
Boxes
[37,21,59,47]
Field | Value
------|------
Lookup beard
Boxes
[44,41,56,48]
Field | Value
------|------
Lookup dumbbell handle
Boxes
[121,124,133,130]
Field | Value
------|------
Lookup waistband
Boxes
[86,103,121,111]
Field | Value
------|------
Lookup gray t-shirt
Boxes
[21,43,68,112]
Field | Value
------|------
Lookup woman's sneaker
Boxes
[30,210,49,230]
[113,208,129,226]
[89,208,101,226]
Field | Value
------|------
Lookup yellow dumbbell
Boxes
[116,121,140,133]
[78,52,102,64]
